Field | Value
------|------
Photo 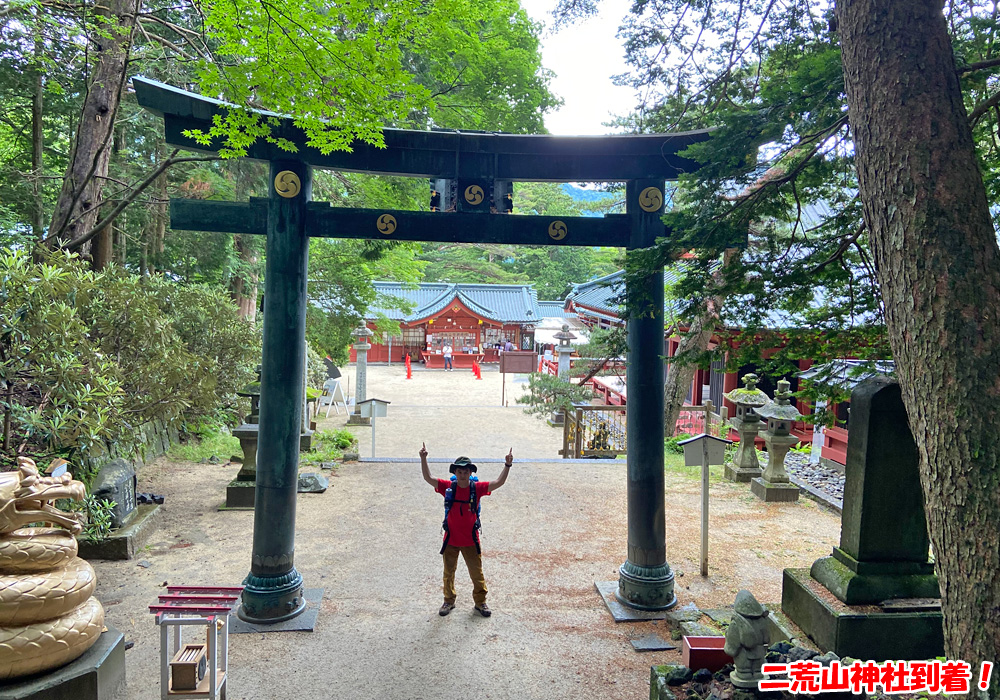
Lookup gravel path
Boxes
[90,364,842,700]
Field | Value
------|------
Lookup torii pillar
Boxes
[616,180,677,610]
[238,159,310,622]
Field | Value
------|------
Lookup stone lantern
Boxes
[553,324,577,378]
[237,365,263,424]
[348,322,374,426]
[723,373,770,482]
[751,379,802,502]
[228,365,262,507]
[548,324,577,426]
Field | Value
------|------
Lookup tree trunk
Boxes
[663,310,716,435]
[231,234,259,321]
[31,21,44,240]
[663,249,735,435]
[838,0,1000,680]
[47,0,139,257]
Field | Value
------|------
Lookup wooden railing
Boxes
[561,404,627,458]
[674,400,729,438]
[560,400,729,459]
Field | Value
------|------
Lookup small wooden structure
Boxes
[149,585,243,699]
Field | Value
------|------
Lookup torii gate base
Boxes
[134,77,710,623]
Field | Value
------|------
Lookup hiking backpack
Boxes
[440,475,482,554]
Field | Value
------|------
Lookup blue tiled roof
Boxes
[567,268,686,318]
[368,282,541,324]
[537,301,572,318]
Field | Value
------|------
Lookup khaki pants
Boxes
[442,544,487,605]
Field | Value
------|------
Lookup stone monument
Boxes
[89,458,137,528]
[751,378,802,502]
[782,377,942,660]
[723,590,770,689]
[347,322,373,426]
[723,373,770,482]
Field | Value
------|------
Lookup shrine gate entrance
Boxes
[134,77,710,624]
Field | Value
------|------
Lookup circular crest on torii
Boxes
[464,185,485,205]
[274,171,301,198]
[548,220,568,240]
[639,186,664,212]
[377,214,397,235]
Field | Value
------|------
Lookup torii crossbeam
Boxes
[134,76,710,624]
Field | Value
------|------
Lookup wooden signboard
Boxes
[499,351,538,374]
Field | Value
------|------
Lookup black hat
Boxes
[449,456,478,474]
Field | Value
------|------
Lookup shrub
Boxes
[0,250,126,475]
[0,249,260,477]
[306,342,327,390]
[665,433,693,455]
[515,372,594,418]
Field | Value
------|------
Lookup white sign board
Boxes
[358,398,390,418]
[679,433,730,466]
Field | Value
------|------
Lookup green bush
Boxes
[325,429,356,449]
[665,433,693,454]
[0,249,260,477]
[306,342,327,390]
[64,495,117,542]
[300,428,357,466]
[515,372,594,418]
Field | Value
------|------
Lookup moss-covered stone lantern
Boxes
[723,373,770,482]
[751,378,802,502]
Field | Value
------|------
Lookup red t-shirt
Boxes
[436,479,491,548]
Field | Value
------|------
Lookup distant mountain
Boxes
[561,184,616,203]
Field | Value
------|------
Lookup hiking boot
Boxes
[474,603,492,617]
[439,602,455,616]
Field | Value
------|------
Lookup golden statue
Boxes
[0,457,104,679]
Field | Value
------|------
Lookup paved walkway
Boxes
[93,363,840,700]
[322,363,570,460]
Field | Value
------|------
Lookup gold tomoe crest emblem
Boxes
[274,171,301,198]
[464,185,485,205]
[638,186,663,212]
[548,220,568,241]
[377,214,397,235]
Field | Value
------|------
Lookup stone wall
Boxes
[76,418,181,482]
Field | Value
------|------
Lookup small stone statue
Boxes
[724,589,771,689]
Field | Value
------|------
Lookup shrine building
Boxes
[349,281,542,368]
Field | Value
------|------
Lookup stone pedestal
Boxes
[226,423,312,509]
[781,378,942,660]
[750,477,800,502]
[76,503,160,560]
[0,626,126,700]
[752,432,800,503]
[724,417,763,482]
[232,424,259,481]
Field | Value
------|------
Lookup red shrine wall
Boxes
[349,315,525,365]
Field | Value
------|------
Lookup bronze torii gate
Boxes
[134,77,710,624]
